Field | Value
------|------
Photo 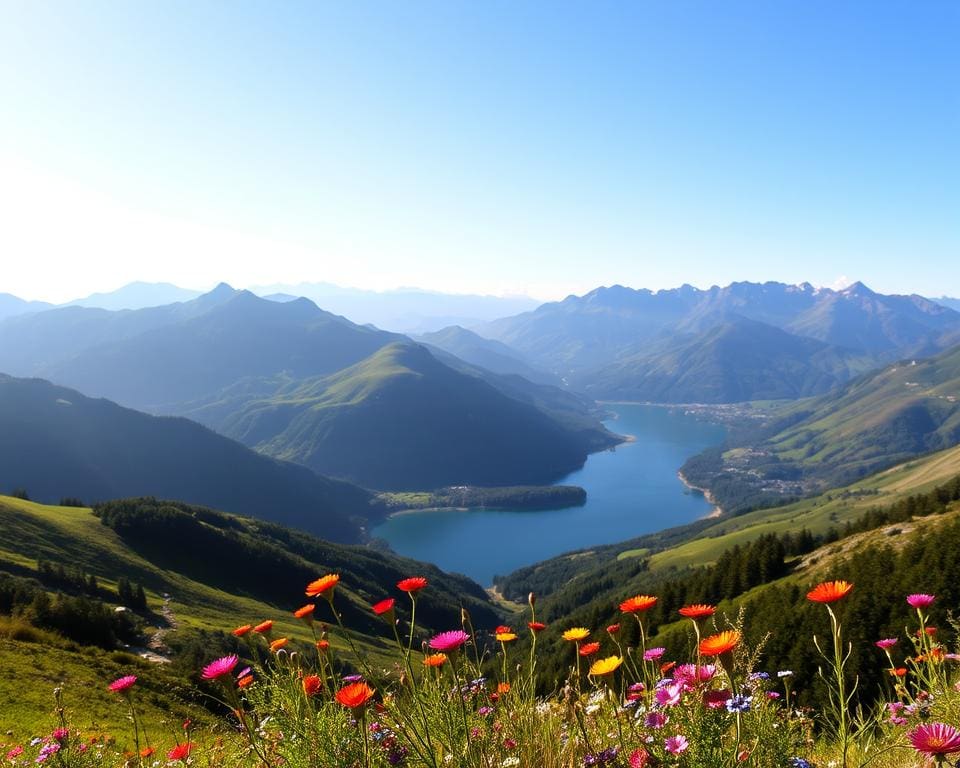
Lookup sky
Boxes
[0,1,957,303]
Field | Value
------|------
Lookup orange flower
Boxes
[579,642,601,657]
[316,639,330,652]
[397,576,428,593]
[306,574,340,599]
[890,667,908,677]
[302,675,323,697]
[335,681,375,709]
[294,604,316,621]
[620,595,658,614]
[497,682,511,694]
[679,604,716,620]
[232,624,253,637]
[699,630,741,657]
[253,620,274,634]
[238,675,254,689]
[140,748,155,758]
[423,653,447,667]
[270,637,289,653]
[806,580,854,604]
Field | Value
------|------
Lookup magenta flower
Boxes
[654,682,683,707]
[875,638,898,649]
[908,722,960,757]
[201,654,239,680]
[665,735,689,755]
[643,647,666,661]
[629,748,649,768]
[428,630,470,653]
[644,712,667,729]
[907,594,936,609]
[108,675,137,693]
[703,688,731,709]
[674,663,716,684]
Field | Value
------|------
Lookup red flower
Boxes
[302,675,323,697]
[606,623,621,634]
[167,743,195,762]
[620,595,658,613]
[806,580,853,603]
[397,576,428,593]
[335,681,375,709]
[232,624,252,637]
[528,621,547,633]
[678,604,716,620]
[579,642,601,657]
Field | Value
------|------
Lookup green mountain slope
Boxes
[216,343,619,490]
[417,325,558,384]
[682,343,960,510]
[0,375,377,542]
[579,316,872,402]
[0,494,502,734]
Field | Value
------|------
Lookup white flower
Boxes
[501,758,521,767]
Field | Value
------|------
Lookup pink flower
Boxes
[674,663,716,685]
[875,638,898,649]
[907,594,936,609]
[655,682,683,707]
[643,647,666,661]
[629,748,649,767]
[5,746,24,760]
[908,722,960,757]
[665,735,689,755]
[108,675,137,693]
[428,630,470,653]
[201,654,239,680]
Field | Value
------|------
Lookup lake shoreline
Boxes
[678,470,724,519]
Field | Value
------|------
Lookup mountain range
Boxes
[0,286,614,491]
[481,281,960,402]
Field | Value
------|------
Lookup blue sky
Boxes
[1,1,957,302]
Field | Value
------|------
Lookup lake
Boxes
[371,403,726,585]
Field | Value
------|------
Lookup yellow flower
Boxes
[562,627,590,642]
[589,655,623,677]
[495,632,518,642]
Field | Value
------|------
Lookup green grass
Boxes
[644,442,960,571]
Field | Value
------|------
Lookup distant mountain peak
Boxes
[841,280,875,297]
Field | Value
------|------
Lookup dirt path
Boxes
[130,594,177,664]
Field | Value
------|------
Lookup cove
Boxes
[371,403,726,586]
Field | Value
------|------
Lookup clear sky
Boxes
[1,1,957,303]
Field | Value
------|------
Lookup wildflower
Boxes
[528,621,547,633]
[201,654,239,680]
[674,663,716,685]
[907,593,936,609]
[748,671,769,681]
[907,722,960,758]
[423,653,448,667]
[562,627,590,642]
[699,630,741,657]
[620,594,657,613]
[495,631,518,642]
[139,747,155,758]
[664,735,689,755]
[643,647,666,661]
[890,668,908,677]
[629,749,649,768]
[306,573,340,599]
[253,620,274,634]
[108,675,137,693]
[606,623,620,634]
[238,675,254,689]
[294,604,315,621]
[429,630,470,653]
[589,655,623,677]
[167,743,195,762]
[270,637,289,652]
[232,624,253,637]
[579,642,601,657]
[726,694,752,713]
[372,598,396,620]
[397,576,428,593]
[655,682,683,707]
[343,674,364,683]
[875,638,898,649]
[303,675,323,697]
[679,603,716,619]
[788,760,812,768]
[497,682,511,694]
[704,688,732,708]
[335,681,376,709]
[806,580,853,603]
[5,746,24,761]
[777,670,793,678]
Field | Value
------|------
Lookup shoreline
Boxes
[678,470,724,519]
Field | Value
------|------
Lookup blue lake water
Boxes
[371,404,726,586]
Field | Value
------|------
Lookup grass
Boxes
[643,442,960,572]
